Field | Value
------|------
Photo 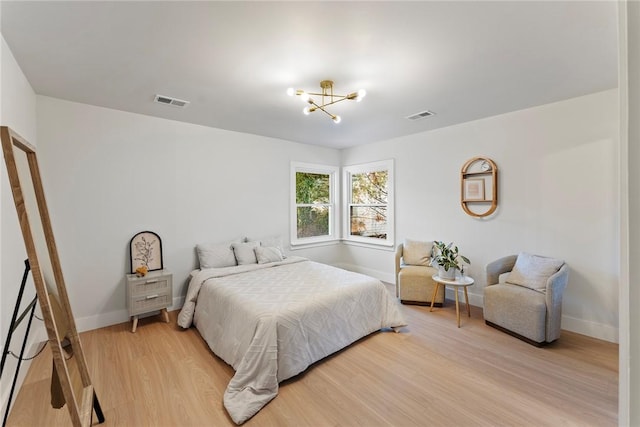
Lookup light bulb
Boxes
[286,87,295,96]
[356,89,367,102]
[303,107,310,115]
[333,115,341,124]
[300,92,310,102]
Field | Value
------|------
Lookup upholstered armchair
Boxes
[395,239,444,306]
[483,253,569,346]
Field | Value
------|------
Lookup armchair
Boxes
[483,253,569,346]
[395,240,444,306]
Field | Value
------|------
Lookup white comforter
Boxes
[177,257,406,424]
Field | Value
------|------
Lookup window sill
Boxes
[290,239,341,251]
[342,238,395,251]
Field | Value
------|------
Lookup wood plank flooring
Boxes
[7,285,618,426]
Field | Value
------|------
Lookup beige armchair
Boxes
[395,240,444,306]
[483,253,569,346]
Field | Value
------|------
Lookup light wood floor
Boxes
[7,285,618,426]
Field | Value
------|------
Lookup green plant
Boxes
[432,241,471,273]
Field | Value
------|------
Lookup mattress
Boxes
[177,257,406,424]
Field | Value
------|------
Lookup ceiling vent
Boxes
[154,94,190,108]
[406,110,435,121]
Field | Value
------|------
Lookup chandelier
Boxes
[287,80,366,124]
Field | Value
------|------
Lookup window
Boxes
[291,162,339,246]
[343,160,394,247]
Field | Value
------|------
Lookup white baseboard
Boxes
[0,295,186,416]
[75,308,129,333]
[560,314,619,343]
[334,262,618,343]
[334,262,396,283]
[445,292,618,343]
[74,295,186,333]
[337,262,485,305]
[67,269,622,344]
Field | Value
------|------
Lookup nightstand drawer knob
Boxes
[145,279,159,284]
[145,294,159,300]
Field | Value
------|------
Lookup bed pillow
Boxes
[247,235,286,257]
[255,246,284,264]
[196,243,237,269]
[506,252,564,291]
[403,239,433,266]
[232,241,260,265]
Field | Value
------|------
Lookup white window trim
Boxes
[342,159,395,248]
[290,162,340,248]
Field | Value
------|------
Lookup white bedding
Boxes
[177,257,406,424]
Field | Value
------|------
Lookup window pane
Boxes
[297,206,330,238]
[296,172,330,204]
[350,206,387,239]
[351,171,388,204]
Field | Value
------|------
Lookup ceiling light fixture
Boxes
[287,80,366,124]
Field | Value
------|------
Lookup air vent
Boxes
[406,110,435,121]
[154,94,190,108]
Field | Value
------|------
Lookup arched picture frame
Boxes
[129,231,163,273]
[460,157,498,218]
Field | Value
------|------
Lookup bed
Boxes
[177,255,406,424]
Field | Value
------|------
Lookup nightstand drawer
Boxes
[126,269,173,332]
[129,290,172,316]
[128,276,171,296]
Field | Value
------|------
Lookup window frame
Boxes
[342,159,395,248]
[290,162,340,247]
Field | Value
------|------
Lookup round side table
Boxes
[430,274,474,328]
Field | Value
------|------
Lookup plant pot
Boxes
[438,266,456,280]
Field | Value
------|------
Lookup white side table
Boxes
[430,274,474,328]
[126,269,172,333]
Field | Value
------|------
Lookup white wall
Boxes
[36,90,620,345]
[0,34,38,417]
[341,89,619,343]
[35,96,342,331]
[2,49,627,423]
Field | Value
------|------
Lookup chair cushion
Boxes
[506,252,564,291]
[403,239,433,266]
[399,265,437,278]
[483,283,547,343]
[398,265,442,303]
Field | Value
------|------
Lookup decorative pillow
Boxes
[196,243,237,269]
[403,239,433,266]
[247,235,286,257]
[232,241,260,265]
[255,246,284,264]
[506,252,564,291]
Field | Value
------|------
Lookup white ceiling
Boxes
[1,1,618,149]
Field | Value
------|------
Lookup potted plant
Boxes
[432,241,471,280]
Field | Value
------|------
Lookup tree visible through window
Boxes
[344,160,394,246]
[291,161,392,247]
[296,172,331,238]
[350,171,388,238]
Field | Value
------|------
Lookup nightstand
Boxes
[126,269,173,333]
